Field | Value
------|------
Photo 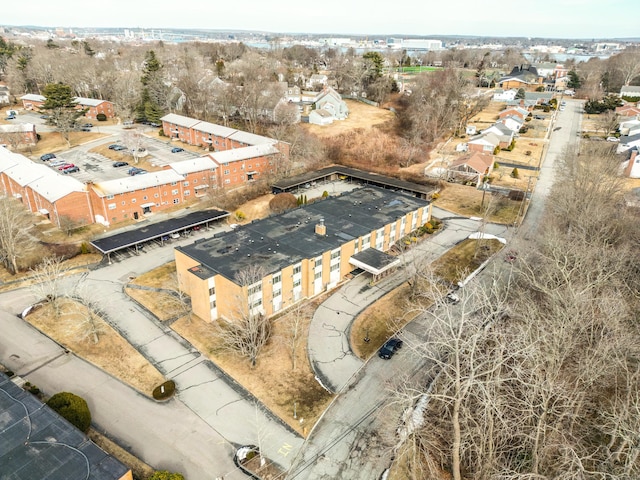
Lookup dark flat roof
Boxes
[91,209,229,254]
[351,248,399,271]
[177,186,429,282]
[271,165,436,197]
[0,374,130,480]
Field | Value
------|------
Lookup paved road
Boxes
[0,222,303,478]
[290,101,584,479]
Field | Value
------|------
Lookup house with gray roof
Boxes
[620,85,640,99]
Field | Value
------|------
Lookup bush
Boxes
[234,210,246,221]
[96,113,107,121]
[322,190,329,198]
[493,161,500,169]
[511,168,520,179]
[152,380,176,401]
[269,193,297,213]
[46,392,91,433]
[525,150,532,156]
[493,146,500,155]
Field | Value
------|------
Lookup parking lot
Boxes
[35,129,200,183]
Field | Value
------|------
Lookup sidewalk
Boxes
[308,207,511,394]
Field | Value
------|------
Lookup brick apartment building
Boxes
[0,123,38,147]
[175,186,431,323]
[19,94,114,118]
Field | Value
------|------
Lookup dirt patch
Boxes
[25,300,166,396]
[301,99,395,139]
[433,183,522,224]
[172,310,334,436]
[234,192,276,223]
[432,238,504,285]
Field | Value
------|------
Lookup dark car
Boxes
[378,338,403,360]
[82,123,93,128]
[40,153,56,161]
[108,144,127,151]
[5,115,15,120]
[128,167,147,176]
[113,161,129,167]
[80,127,91,132]
[171,147,184,153]
[62,166,80,174]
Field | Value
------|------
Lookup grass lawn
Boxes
[434,182,523,224]
[25,299,166,395]
[432,238,504,285]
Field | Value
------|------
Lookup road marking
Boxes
[278,442,293,457]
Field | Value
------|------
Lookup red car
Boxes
[58,163,75,171]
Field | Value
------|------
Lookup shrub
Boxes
[431,192,440,200]
[322,190,329,198]
[234,210,246,221]
[493,161,500,169]
[269,193,297,213]
[493,146,500,155]
[46,392,91,433]
[511,168,520,179]
[96,113,107,121]
[152,380,176,400]
[506,140,516,151]
[525,150,532,156]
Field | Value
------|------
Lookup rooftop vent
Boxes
[315,217,327,236]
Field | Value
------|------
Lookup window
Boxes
[210,299,216,309]
[209,287,215,296]
[293,279,301,288]
[131,198,136,203]
[331,250,340,260]
[272,273,281,284]
[106,194,114,200]
[173,199,180,204]
[330,263,340,272]
[154,193,159,198]
[193,179,198,184]
[121,201,126,205]
[171,182,177,186]
[224,179,230,184]
[224,169,230,175]
[273,289,281,298]
[250,298,262,309]
[164,192,168,196]
[183,181,189,187]
[293,264,302,275]
[314,271,322,280]
[172,189,178,195]
[248,284,262,296]
[143,196,148,200]
[108,203,116,210]
[184,190,190,196]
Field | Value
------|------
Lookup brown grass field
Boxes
[301,99,395,138]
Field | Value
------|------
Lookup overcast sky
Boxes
[4,0,639,39]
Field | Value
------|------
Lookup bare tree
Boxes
[68,285,108,344]
[29,256,66,318]
[0,195,38,274]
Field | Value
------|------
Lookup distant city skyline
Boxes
[4,0,640,40]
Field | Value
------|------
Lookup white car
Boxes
[50,159,67,167]
[606,136,620,142]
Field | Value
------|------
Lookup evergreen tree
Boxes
[42,83,85,147]
[136,50,167,123]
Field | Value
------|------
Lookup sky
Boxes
[4,0,640,39]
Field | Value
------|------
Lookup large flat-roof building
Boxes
[0,373,133,480]
[175,186,431,322]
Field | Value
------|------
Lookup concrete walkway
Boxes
[308,206,511,394]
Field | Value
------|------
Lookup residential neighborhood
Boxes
[0,13,639,480]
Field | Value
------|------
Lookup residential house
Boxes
[499,115,525,134]
[481,123,515,146]
[0,372,133,480]
[617,133,640,155]
[620,85,640,99]
[306,74,329,89]
[498,106,529,121]
[74,97,115,119]
[468,132,502,153]
[309,108,335,125]
[448,152,494,183]
[616,105,640,117]
[498,65,543,90]
[313,86,349,120]
[175,186,431,322]
[20,93,46,110]
[0,123,38,147]
[524,91,554,105]
[619,117,640,136]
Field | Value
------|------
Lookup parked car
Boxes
[82,123,93,128]
[62,166,80,174]
[40,153,56,161]
[4,115,15,120]
[606,136,620,142]
[150,122,160,127]
[171,147,184,153]
[80,127,91,132]
[378,338,403,360]
[445,292,460,304]
[50,159,68,167]
[113,161,129,167]
[128,167,147,176]
[58,163,75,171]
[108,144,127,151]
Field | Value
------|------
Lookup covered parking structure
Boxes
[270,165,437,200]
[91,209,229,262]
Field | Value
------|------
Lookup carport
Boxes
[349,248,400,283]
[91,209,229,262]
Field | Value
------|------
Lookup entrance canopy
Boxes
[349,248,400,277]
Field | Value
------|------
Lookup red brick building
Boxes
[19,94,46,110]
[0,123,38,147]
[74,97,115,119]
